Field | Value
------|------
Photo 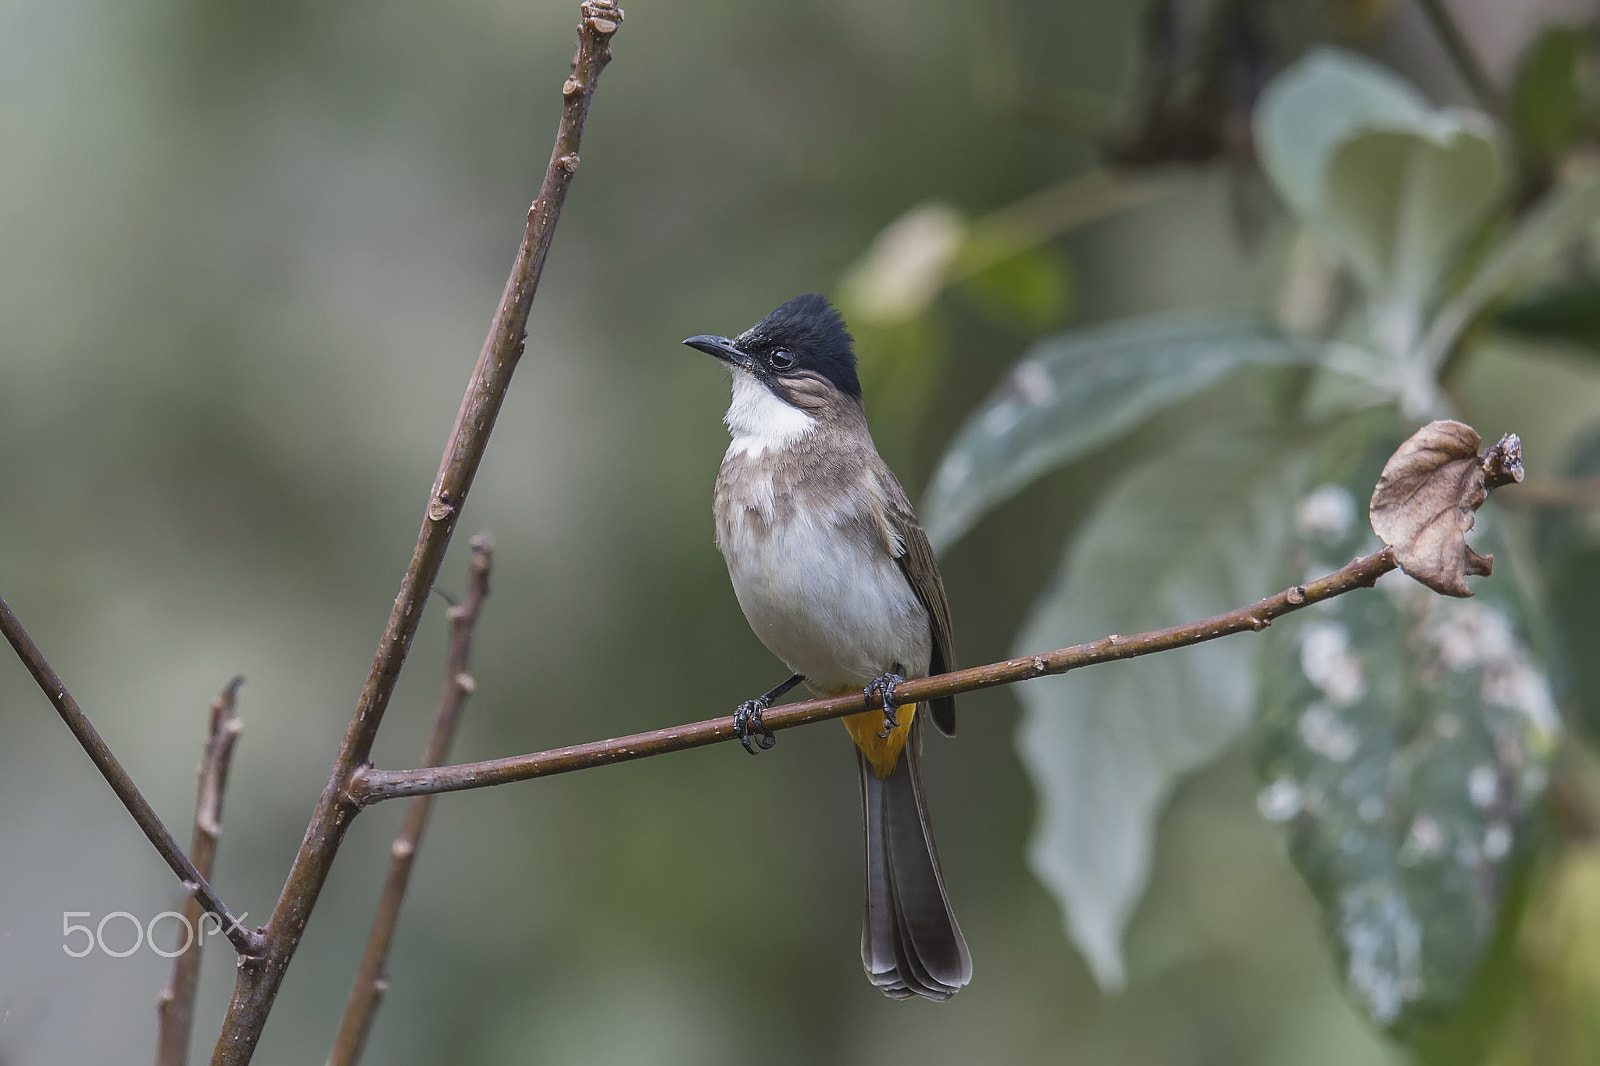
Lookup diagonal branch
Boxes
[327,536,494,1066]
[209,5,622,1063]
[349,547,1401,804]
[1414,0,1504,118]
[0,598,260,955]
[157,677,247,1066]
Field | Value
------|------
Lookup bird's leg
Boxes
[865,666,907,739]
[734,673,803,755]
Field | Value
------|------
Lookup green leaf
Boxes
[1255,454,1560,1032]
[1420,170,1600,373]
[1512,26,1591,169]
[921,311,1326,550]
[953,236,1072,331]
[1325,124,1505,332]
[1495,279,1600,354]
[1016,426,1306,988]
[1254,48,1508,344]
[837,202,966,325]
[1254,48,1433,223]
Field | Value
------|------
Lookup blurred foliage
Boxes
[1536,430,1600,738]
[901,6,1600,1064]
[1511,24,1600,193]
[1496,280,1600,354]
[1016,423,1305,989]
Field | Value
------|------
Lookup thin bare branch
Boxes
[157,678,247,1066]
[0,598,260,955]
[209,5,622,1063]
[1498,476,1600,508]
[349,547,1400,804]
[327,536,493,1066]
[1414,0,1504,118]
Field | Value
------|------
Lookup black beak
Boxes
[683,334,752,368]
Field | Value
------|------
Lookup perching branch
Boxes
[349,423,1517,802]
[209,6,622,1064]
[327,536,494,1066]
[157,678,246,1066]
[349,547,1401,803]
[0,598,260,956]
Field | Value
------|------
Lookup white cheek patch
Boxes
[724,369,816,458]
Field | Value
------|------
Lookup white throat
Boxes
[724,370,816,458]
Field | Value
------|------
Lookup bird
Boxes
[683,293,971,1001]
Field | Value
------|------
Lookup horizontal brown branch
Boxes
[349,547,1400,804]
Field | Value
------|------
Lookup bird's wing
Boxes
[879,469,957,737]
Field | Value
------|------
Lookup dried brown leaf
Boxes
[1368,420,1524,597]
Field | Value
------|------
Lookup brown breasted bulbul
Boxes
[684,294,971,1000]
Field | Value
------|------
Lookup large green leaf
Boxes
[1512,26,1594,171]
[1254,48,1432,223]
[1325,124,1504,344]
[1420,170,1600,373]
[1015,427,1305,988]
[921,312,1324,549]
[1254,49,1507,352]
[1255,459,1560,1032]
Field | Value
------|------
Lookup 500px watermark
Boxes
[62,910,249,958]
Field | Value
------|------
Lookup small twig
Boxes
[0,598,260,955]
[1414,0,1504,118]
[1498,476,1600,508]
[327,536,493,1066]
[157,678,246,1066]
[209,5,621,1063]
[349,548,1399,804]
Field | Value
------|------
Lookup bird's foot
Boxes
[864,672,906,739]
[733,697,777,755]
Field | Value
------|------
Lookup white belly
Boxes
[718,499,932,694]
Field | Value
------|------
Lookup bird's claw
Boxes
[733,697,777,755]
[864,672,906,739]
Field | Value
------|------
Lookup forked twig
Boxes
[327,536,494,1066]
[1414,0,1504,118]
[208,6,622,1063]
[157,678,247,1066]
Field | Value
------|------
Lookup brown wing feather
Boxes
[878,467,957,737]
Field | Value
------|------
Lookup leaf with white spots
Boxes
[1257,450,1559,1033]
[921,312,1328,549]
[1016,426,1306,989]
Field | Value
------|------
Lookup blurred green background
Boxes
[2,0,1596,1063]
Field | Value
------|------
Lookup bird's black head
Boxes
[683,294,861,401]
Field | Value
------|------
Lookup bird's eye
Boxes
[770,350,795,371]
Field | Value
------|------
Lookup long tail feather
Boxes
[858,716,971,1000]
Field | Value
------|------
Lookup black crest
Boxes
[737,294,860,399]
